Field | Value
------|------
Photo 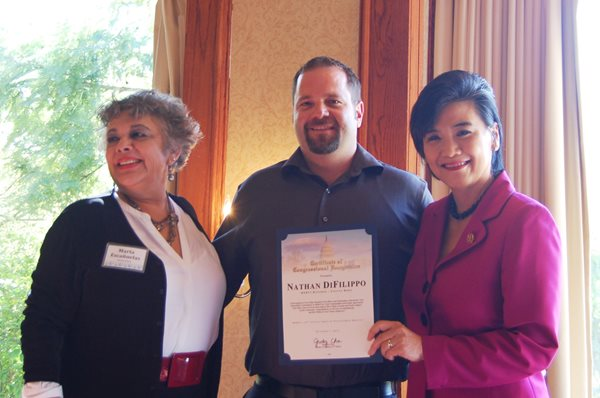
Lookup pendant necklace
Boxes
[119,191,179,245]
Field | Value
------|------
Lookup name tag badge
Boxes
[102,243,149,273]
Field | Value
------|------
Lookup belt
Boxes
[255,375,397,398]
[160,351,206,388]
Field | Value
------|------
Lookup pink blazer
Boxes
[403,172,560,398]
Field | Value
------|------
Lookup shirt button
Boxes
[422,282,429,293]
[420,313,428,327]
[322,216,329,223]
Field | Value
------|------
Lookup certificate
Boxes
[278,225,381,364]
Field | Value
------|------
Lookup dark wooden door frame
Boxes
[359,0,429,174]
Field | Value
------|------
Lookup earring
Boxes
[490,124,500,151]
[168,164,176,181]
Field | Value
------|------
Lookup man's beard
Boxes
[304,124,340,154]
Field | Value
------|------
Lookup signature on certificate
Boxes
[313,337,343,348]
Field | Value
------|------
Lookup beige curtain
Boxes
[153,0,187,192]
[153,0,187,96]
[432,0,590,397]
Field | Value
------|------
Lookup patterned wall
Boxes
[220,0,359,396]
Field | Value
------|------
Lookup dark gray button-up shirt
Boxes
[214,145,432,388]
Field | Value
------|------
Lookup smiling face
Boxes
[423,100,499,197]
[293,66,363,159]
[105,114,179,198]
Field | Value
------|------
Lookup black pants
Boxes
[243,376,398,398]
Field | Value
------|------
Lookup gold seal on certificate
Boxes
[278,226,380,364]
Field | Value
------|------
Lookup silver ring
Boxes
[386,339,394,349]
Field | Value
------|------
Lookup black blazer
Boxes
[21,193,223,398]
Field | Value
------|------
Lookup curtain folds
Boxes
[153,0,187,96]
[557,2,592,397]
[432,1,590,397]
[153,0,187,193]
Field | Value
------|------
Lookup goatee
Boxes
[304,125,340,154]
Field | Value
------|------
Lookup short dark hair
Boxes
[410,70,504,175]
[292,56,362,105]
[98,90,202,172]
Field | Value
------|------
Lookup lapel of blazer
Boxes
[431,171,515,273]
[171,194,208,238]
[425,198,448,282]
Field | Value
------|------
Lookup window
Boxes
[0,1,153,396]
[577,1,600,396]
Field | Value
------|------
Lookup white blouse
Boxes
[117,194,226,355]
[23,194,226,397]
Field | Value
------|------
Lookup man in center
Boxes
[214,56,432,398]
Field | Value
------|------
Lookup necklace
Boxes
[448,195,482,220]
[119,191,179,245]
[448,176,497,220]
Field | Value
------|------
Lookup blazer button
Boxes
[422,281,429,294]
[420,313,428,327]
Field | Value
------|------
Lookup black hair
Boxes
[410,70,504,175]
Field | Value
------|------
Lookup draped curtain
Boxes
[153,0,187,192]
[153,0,187,96]
[432,1,590,397]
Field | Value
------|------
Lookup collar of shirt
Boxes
[281,144,384,183]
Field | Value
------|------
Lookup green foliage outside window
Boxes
[0,1,152,396]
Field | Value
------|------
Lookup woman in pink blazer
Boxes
[368,70,561,398]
